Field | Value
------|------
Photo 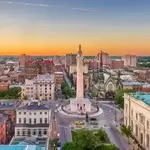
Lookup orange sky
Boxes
[0,0,150,56]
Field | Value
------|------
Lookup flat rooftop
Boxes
[132,92,150,106]
[10,137,47,150]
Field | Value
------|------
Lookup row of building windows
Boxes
[18,112,47,115]
[126,105,150,129]
[18,118,48,124]
[125,119,150,149]
[16,129,47,136]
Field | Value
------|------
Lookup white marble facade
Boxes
[70,99,91,114]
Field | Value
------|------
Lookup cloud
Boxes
[72,7,97,12]
[0,1,97,12]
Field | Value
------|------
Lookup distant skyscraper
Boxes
[123,55,137,68]
[97,52,109,66]
[19,54,30,68]
[65,53,77,68]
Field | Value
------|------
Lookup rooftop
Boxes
[122,81,142,86]
[0,100,20,110]
[17,100,50,110]
[132,92,150,106]
[0,145,42,150]
[34,74,54,81]
[10,137,47,150]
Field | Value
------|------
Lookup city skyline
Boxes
[0,0,150,56]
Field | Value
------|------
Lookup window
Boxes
[136,113,138,120]
[45,112,47,115]
[33,129,36,135]
[24,118,26,124]
[45,118,47,123]
[40,112,42,115]
[147,134,149,148]
[39,129,41,136]
[29,112,31,115]
[131,109,133,117]
[24,112,26,115]
[19,112,21,115]
[19,118,21,123]
[34,118,36,124]
[34,112,36,115]
[147,121,149,129]
[44,129,47,135]
[28,129,31,136]
[40,118,42,123]
[136,124,138,137]
[22,130,25,136]
[29,118,31,124]
[17,130,20,136]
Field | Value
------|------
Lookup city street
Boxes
[50,99,130,150]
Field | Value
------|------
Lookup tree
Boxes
[115,89,133,109]
[73,129,99,150]
[62,129,119,150]
[95,144,119,150]
[121,125,132,143]
[61,81,75,98]
[0,87,21,99]
[62,142,76,150]
[95,129,110,143]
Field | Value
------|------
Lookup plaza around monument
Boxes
[59,45,103,117]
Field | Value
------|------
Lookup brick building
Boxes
[0,100,20,143]
[54,72,64,86]
[138,70,150,82]
[110,60,124,69]
[0,81,9,91]
[25,59,54,80]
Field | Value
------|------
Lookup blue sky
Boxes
[0,0,150,55]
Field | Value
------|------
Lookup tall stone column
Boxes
[76,44,84,100]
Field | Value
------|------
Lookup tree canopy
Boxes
[61,81,76,98]
[0,87,21,99]
[62,129,119,150]
[115,88,133,109]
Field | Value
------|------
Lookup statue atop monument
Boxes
[78,44,82,56]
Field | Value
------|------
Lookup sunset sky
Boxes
[0,0,150,56]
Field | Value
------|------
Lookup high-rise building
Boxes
[19,54,30,68]
[65,53,77,67]
[123,55,137,68]
[97,52,109,66]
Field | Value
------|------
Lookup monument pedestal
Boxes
[70,98,91,114]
